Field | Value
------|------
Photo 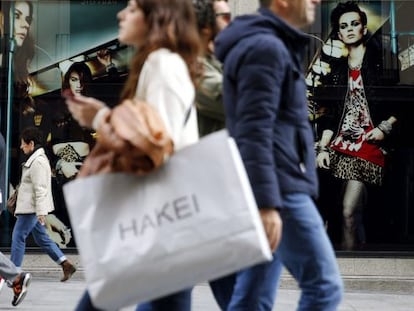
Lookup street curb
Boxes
[15,254,414,294]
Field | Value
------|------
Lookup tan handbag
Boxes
[78,99,174,177]
[7,185,19,215]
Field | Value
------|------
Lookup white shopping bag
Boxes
[63,130,272,310]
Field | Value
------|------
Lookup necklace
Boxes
[348,62,362,70]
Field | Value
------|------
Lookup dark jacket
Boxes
[215,8,318,209]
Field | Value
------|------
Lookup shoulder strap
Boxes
[183,105,193,127]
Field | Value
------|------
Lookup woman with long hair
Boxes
[316,1,398,250]
[62,62,93,97]
[65,0,200,310]
[11,0,35,108]
[12,1,35,85]
[47,62,95,248]
[52,62,94,184]
[8,1,36,188]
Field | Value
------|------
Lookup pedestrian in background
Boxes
[207,0,231,53]
[213,0,231,32]
[0,132,31,307]
[65,0,200,310]
[10,127,76,283]
[213,0,343,310]
[192,0,225,137]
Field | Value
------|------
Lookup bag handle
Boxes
[183,105,193,127]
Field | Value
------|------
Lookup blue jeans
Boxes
[75,289,192,311]
[210,193,343,311]
[136,289,192,311]
[11,213,66,267]
[75,291,103,311]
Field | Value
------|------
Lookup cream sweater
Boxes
[135,48,198,151]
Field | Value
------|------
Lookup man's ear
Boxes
[272,0,288,11]
[363,27,367,35]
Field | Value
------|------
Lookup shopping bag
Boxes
[63,129,272,310]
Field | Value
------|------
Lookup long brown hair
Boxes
[120,0,201,101]
[13,1,35,85]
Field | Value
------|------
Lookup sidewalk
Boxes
[1,253,413,310]
[19,253,414,293]
[1,277,414,311]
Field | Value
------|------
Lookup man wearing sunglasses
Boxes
[213,0,231,31]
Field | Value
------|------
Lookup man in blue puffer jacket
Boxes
[211,0,343,310]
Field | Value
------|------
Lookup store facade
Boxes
[0,0,413,253]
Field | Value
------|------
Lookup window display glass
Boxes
[0,0,413,253]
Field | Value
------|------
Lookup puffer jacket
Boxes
[15,148,55,216]
[215,8,318,208]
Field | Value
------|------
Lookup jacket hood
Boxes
[215,8,309,64]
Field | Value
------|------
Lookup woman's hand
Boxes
[65,94,106,128]
[316,151,330,169]
[38,215,46,226]
[317,130,334,169]
[97,49,113,67]
[366,127,385,142]
[368,117,397,142]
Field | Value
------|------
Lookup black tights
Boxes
[341,180,367,250]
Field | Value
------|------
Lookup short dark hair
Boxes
[192,0,216,32]
[259,0,272,8]
[330,1,368,39]
[20,127,44,146]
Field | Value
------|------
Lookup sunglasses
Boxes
[215,12,232,21]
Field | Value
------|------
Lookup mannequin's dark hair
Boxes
[330,1,368,41]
